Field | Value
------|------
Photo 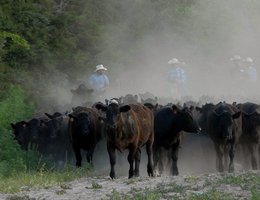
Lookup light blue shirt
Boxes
[88,73,109,92]
[167,67,187,84]
[247,66,257,82]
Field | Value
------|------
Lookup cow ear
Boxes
[232,111,241,119]
[172,105,179,114]
[11,123,15,129]
[95,103,107,112]
[120,105,131,112]
[255,108,260,115]
[45,113,53,119]
[144,103,154,110]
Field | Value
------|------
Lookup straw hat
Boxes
[95,64,107,72]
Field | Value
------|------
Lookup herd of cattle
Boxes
[10,93,260,179]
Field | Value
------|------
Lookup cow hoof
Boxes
[110,172,116,179]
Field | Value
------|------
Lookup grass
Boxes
[188,188,234,200]
[86,181,103,189]
[107,188,161,200]
[216,171,260,192]
[0,165,91,193]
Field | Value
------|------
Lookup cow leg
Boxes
[73,146,82,167]
[247,143,258,170]
[134,148,141,177]
[153,145,160,176]
[258,144,260,169]
[107,143,116,179]
[224,145,229,171]
[171,141,180,176]
[214,143,224,172]
[228,143,235,172]
[86,146,95,165]
[146,141,153,177]
[158,148,164,175]
[128,146,136,179]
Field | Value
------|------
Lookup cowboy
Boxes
[88,64,109,98]
[230,55,247,82]
[167,58,187,98]
[244,57,257,83]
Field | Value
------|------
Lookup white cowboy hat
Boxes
[244,57,253,63]
[168,58,180,64]
[230,55,241,61]
[95,64,107,72]
[110,99,119,105]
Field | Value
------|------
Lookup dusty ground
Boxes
[1,170,259,200]
[1,136,259,200]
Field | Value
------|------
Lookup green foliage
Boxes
[188,189,233,200]
[0,85,35,178]
[0,165,91,193]
[0,31,29,49]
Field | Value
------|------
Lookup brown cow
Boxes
[96,103,154,179]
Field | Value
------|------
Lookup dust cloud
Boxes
[35,1,260,175]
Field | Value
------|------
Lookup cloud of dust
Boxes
[35,1,260,175]
[98,0,260,104]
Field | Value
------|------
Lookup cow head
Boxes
[213,110,241,139]
[242,105,260,136]
[43,114,63,139]
[173,105,201,133]
[96,103,131,129]
[27,118,42,143]
[69,112,92,136]
[196,103,215,133]
[11,121,29,150]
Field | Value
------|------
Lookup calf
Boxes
[96,103,154,179]
[153,105,201,175]
[207,102,241,172]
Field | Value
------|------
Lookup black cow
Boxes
[68,107,102,167]
[44,112,72,164]
[11,117,49,152]
[196,103,215,133]
[239,102,260,170]
[11,121,30,150]
[153,105,201,176]
[207,102,241,172]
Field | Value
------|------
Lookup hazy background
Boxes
[38,0,260,108]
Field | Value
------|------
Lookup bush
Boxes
[0,85,35,177]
